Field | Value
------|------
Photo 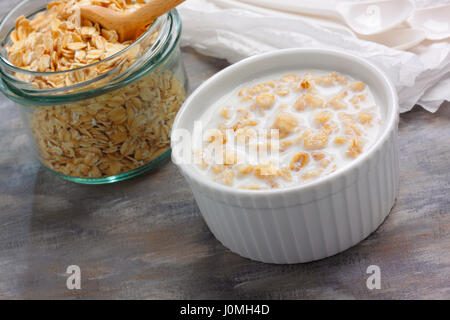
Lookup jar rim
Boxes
[0,0,175,74]
[0,1,182,105]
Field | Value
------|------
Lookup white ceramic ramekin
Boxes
[171,48,399,264]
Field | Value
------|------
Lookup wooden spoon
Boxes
[80,0,185,42]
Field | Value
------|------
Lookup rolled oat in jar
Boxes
[0,0,187,183]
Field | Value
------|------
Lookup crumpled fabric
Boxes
[178,0,450,113]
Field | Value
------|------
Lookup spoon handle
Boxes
[131,0,186,25]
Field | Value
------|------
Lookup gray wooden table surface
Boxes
[0,2,449,300]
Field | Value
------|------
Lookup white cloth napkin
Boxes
[178,0,450,113]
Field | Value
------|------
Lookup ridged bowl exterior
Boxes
[182,127,398,264]
[172,48,399,264]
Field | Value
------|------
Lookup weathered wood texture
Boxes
[0,0,448,299]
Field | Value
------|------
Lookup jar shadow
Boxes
[30,164,167,220]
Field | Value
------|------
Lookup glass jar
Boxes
[0,0,188,184]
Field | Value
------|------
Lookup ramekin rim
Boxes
[172,48,398,197]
